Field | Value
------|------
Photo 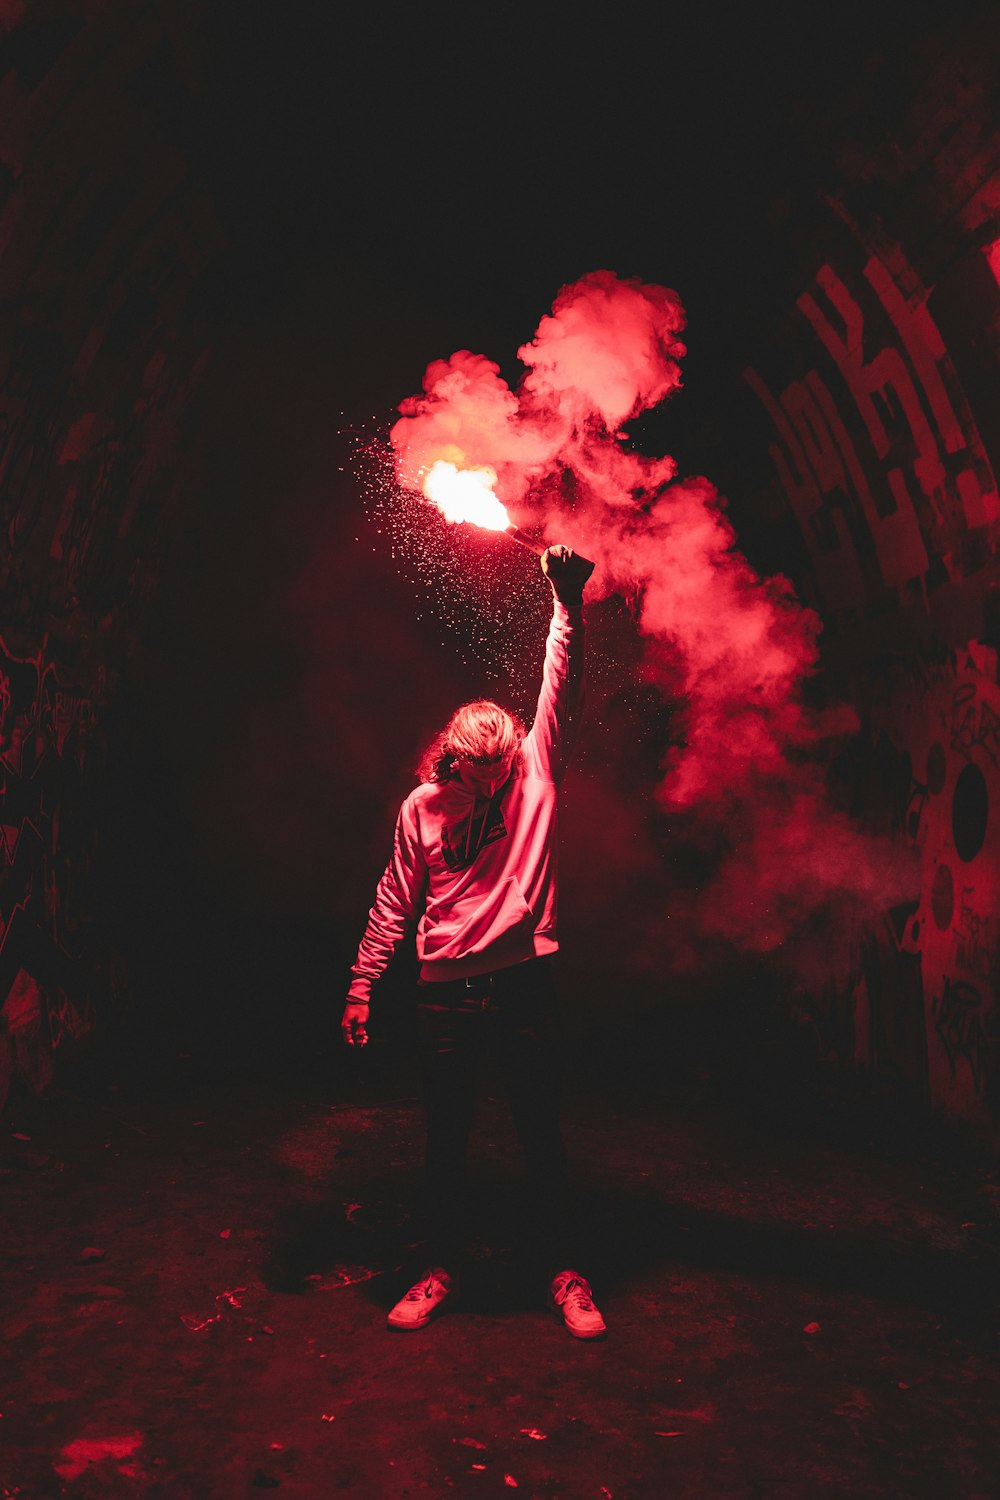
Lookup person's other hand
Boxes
[341,1001,369,1047]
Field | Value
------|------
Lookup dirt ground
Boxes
[2,1019,999,1499]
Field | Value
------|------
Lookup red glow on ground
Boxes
[54,1434,144,1481]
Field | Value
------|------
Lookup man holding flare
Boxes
[341,538,606,1339]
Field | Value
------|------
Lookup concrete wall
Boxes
[730,21,1000,1134]
[0,2,222,1110]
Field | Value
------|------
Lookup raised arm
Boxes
[342,798,428,1045]
[524,544,592,782]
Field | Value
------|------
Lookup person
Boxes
[341,543,605,1339]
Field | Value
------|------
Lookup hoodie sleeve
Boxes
[523,598,585,783]
[347,796,428,1005]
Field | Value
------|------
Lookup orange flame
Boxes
[422,460,511,531]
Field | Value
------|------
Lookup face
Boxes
[454,750,516,798]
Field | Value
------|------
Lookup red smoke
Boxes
[390,270,914,962]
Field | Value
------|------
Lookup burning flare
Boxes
[422,459,546,556]
[423,461,509,530]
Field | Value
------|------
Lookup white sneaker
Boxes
[386,1268,456,1330]
[548,1270,607,1339]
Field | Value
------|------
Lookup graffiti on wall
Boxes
[744,227,1000,1128]
[744,243,999,632]
[920,661,1000,1111]
[844,656,1000,1117]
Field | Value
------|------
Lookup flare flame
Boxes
[422,460,510,532]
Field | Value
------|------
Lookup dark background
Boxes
[4,0,995,1110]
[121,1,975,1076]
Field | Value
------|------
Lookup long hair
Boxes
[418,699,526,784]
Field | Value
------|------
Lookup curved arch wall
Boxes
[732,24,1000,1134]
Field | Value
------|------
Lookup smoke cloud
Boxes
[389,270,915,967]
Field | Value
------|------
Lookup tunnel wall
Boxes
[732,26,1000,1135]
[0,3,222,1110]
[4,7,999,1143]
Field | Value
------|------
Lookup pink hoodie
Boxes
[347,599,584,1002]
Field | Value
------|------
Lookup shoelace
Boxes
[562,1278,594,1310]
[406,1277,444,1302]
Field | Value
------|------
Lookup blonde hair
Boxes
[418,699,526,784]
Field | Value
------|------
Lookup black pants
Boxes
[416,956,573,1276]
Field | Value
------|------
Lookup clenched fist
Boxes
[341,1000,369,1047]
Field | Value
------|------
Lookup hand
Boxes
[341,1000,369,1047]
[541,543,595,604]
